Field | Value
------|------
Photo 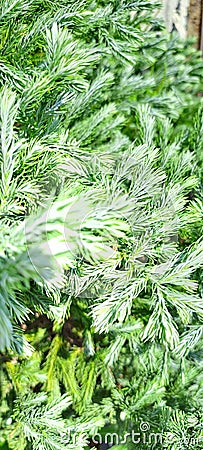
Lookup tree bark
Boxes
[188,0,202,48]
[159,0,203,50]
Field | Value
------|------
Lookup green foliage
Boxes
[0,0,203,449]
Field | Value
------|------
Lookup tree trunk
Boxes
[159,0,203,50]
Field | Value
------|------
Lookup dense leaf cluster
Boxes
[0,0,203,449]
